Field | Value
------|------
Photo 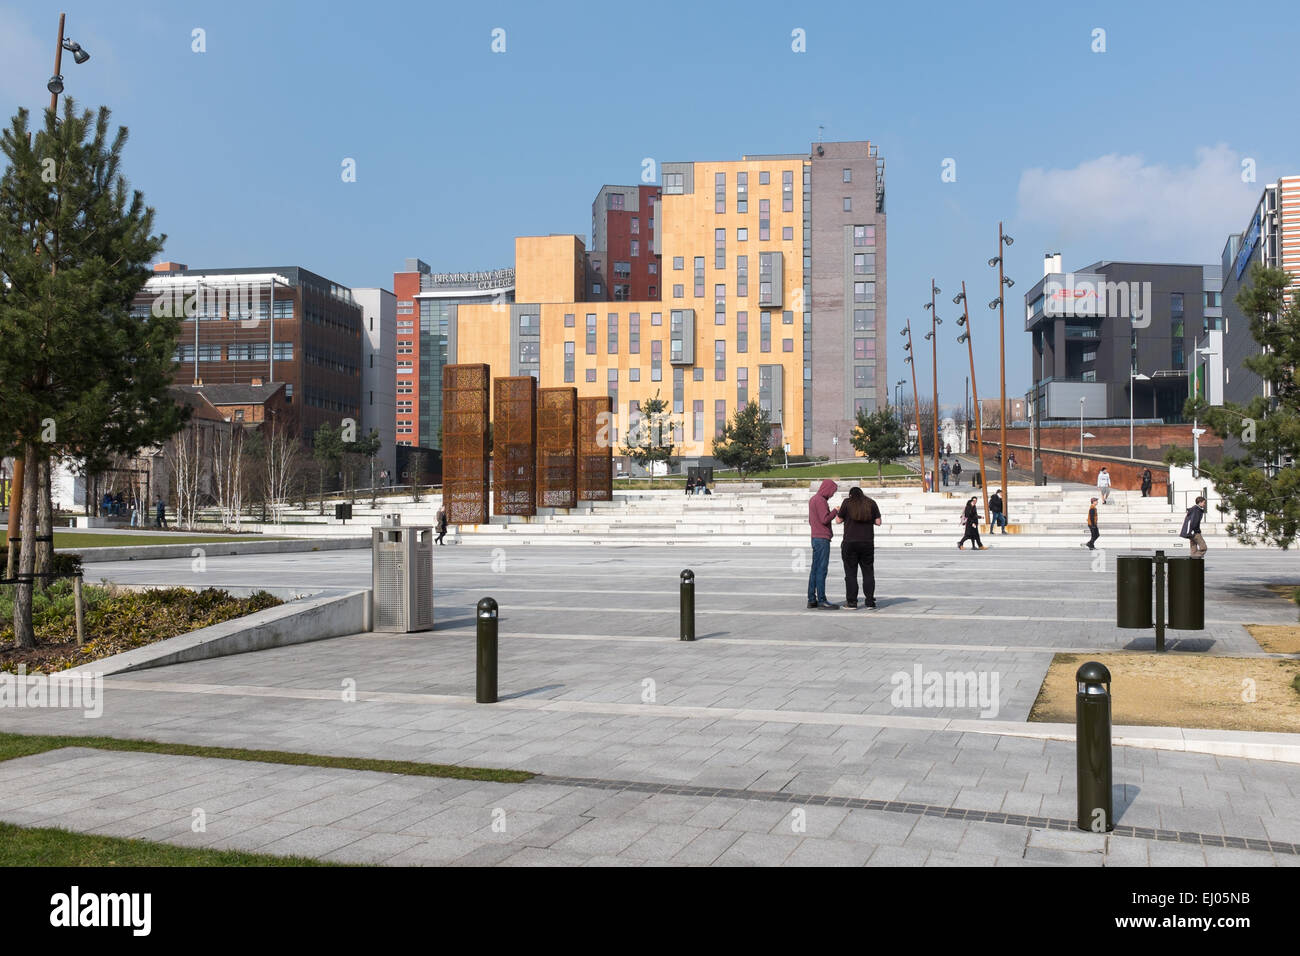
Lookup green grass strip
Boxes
[0,821,342,867]
[0,731,534,783]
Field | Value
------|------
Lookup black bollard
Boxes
[476,597,498,703]
[1075,661,1114,832]
[680,570,695,641]
[1154,550,1167,652]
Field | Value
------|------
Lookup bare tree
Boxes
[262,417,301,525]
[211,424,245,531]
[162,422,206,530]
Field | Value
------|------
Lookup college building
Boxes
[436,141,886,462]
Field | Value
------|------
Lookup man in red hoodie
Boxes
[807,479,840,609]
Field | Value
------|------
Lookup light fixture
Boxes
[952,291,965,304]
[1002,234,1014,246]
[62,39,90,64]
[922,302,933,311]
[988,256,1000,267]
[1003,276,1015,288]
[904,354,914,364]
[924,330,934,340]
[47,74,63,95]
[956,314,967,326]
[932,284,941,296]
[989,298,1001,309]
[958,332,969,344]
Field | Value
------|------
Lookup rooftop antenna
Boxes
[818,124,824,143]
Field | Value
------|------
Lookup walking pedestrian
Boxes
[941,460,951,487]
[1008,453,1018,470]
[154,495,167,529]
[1083,497,1100,549]
[835,487,882,609]
[989,488,1007,534]
[952,460,962,485]
[435,505,448,545]
[1140,468,1153,498]
[1181,496,1208,559]
[958,496,985,550]
[1097,467,1112,505]
[806,479,840,610]
[972,469,982,490]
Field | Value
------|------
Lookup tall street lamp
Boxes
[1193,345,1218,476]
[923,280,942,491]
[1079,396,1086,453]
[894,379,905,423]
[955,284,990,524]
[989,223,1014,512]
[902,321,927,489]
[1129,370,1150,459]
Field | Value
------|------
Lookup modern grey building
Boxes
[1024,257,1220,424]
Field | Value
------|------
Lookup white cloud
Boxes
[1016,145,1265,257]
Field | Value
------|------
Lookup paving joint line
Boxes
[529,773,1300,856]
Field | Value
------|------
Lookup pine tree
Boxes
[1187,263,1300,547]
[852,406,907,484]
[712,401,773,479]
[0,102,180,647]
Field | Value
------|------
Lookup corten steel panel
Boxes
[577,395,613,502]
[493,376,538,516]
[537,387,578,509]
[441,364,490,524]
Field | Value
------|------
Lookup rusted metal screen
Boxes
[577,395,613,502]
[537,387,578,509]
[493,376,538,516]
[441,364,490,524]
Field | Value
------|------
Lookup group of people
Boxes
[806,480,882,610]
[1083,491,1209,559]
[684,475,712,496]
[99,492,169,528]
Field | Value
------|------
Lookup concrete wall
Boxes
[354,287,397,475]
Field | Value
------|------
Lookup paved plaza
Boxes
[2,545,1299,865]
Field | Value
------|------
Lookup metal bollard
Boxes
[679,570,695,642]
[1154,549,1167,652]
[476,597,498,703]
[1075,661,1114,833]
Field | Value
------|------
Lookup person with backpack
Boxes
[435,506,449,545]
[1083,497,1100,549]
[1140,468,1153,498]
[807,479,840,610]
[835,487,882,609]
[1181,496,1207,558]
[952,459,962,485]
[989,488,1007,534]
[958,496,985,550]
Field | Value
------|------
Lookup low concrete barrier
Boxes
[67,536,371,564]
[62,588,372,676]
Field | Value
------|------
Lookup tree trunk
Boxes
[12,444,38,648]
[36,458,52,592]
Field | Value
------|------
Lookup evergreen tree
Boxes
[712,401,773,479]
[1186,263,1300,547]
[852,406,907,484]
[0,102,179,647]
[311,422,344,514]
[620,389,677,478]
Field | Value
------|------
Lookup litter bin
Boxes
[1115,555,1153,629]
[371,520,434,633]
[1166,557,1204,630]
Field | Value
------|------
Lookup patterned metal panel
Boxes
[537,387,578,509]
[441,364,490,525]
[493,376,538,516]
[577,395,613,502]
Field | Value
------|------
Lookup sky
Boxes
[2,0,1294,411]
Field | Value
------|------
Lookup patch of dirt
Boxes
[1030,652,1300,733]
[1246,625,1300,655]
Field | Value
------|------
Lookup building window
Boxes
[782,170,793,212]
[1171,292,1184,315]
[651,312,662,326]
[673,284,684,298]
[854,282,876,304]
[694,257,705,297]
[673,256,684,270]
[608,192,624,210]
[198,345,221,362]
[759,171,770,185]
[519,341,540,364]
[715,284,726,325]
[782,226,793,241]
[854,253,874,275]
[630,313,641,354]
[715,228,726,269]
[693,399,704,440]
[631,216,639,234]
[737,311,748,353]
[782,338,793,352]
[586,314,597,354]
[608,369,618,411]
[854,366,874,389]
[711,338,726,381]
[782,310,793,325]
[564,341,575,382]
[760,311,771,353]
[592,283,602,295]
[737,227,748,242]
[664,172,684,194]
[854,224,875,247]
[715,171,726,214]
[397,300,414,314]
[759,199,770,241]
[652,340,663,381]
[737,256,748,298]
[586,368,597,383]
[630,368,640,382]
[564,312,575,328]
[694,367,704,382]
[843,197,852,212]
[854,338,876,360]
[673,367,684,413]
[715,399,727,439]
[737,366,748,407]
[614,261,631,278]
[1082,370,1097,382]
[843,168,852,182]
[854,309,875,331]
[608,313,619,354]
[736,172,748,214]
[631,240,639,257]
[1082,350,1097,363]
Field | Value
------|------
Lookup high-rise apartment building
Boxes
[589,185,662,302]
[448,142,886,459]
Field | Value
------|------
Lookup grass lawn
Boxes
[724,461,914,480]
[1,531,285,549]
[0,732,533,865]
[0,822,339,866]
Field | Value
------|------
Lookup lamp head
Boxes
[1002,276,1015,288]
[62,40,90,64]
[988,256,1000,267]
[988,298,1001,309]
[1002,234,1014,246]
[952,291,965,304]
[47,74,63,95]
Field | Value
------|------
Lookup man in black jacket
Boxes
[989,489,1007,534]
[1083,497,1099,549]
[1181,496,1207,558]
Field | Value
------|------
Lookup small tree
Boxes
[621,390,678,479]
[1188,263,1300,547]
[408,450,427,503]
[852,406,907,484]
[712,401,773,479]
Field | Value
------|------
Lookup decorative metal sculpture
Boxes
[441,364,490,524]
[577,395,613,502]
[493,376,538,516]
[538,387,577,509]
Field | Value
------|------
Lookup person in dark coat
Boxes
[154,496,167,529]
[835,487,882,609]
[1181,496,1207,558]
[435,506,448,545]
[807,479,840,609]
[1140,468,1153,498]
[989,488,1007,534]
[952,460,962,485]
[941,460,951,487]
[958,497,985,550]
[1084,497,1100,549]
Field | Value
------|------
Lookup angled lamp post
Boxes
[901,321,927,490]
[955,283,990,524]
[988,224,1014,513]
[1129,369,1150,459]
[923,280,942,490]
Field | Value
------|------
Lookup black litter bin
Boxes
[1116,555,1153,629]
[1166,557,1204,630]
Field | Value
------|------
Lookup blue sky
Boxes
[2,0,1294,409]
